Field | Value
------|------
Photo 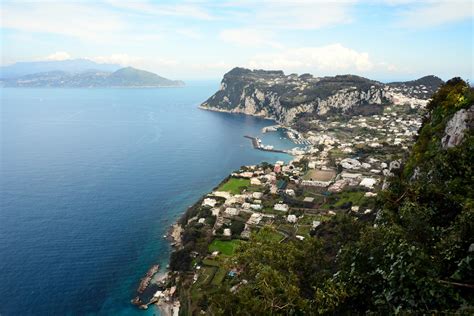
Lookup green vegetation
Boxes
[263,229,285,242]
[217,177,250,194]
[172,78,472,315]
[321,190,365,209]
[211,268,228,285]
[208,239,242,256]
[204,78,474,315]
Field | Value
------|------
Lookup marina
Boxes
[244,135,288,154]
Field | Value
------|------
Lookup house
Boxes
[285,189,295,196]
[287,214,297,223]
[270,185,278,194]
[247,213,263,225]
[303,197,315,203]
[312,221,321,228]
[274,164,281,173]
[211,208,220,216]
[239,171,254,178]
[212,191,232,200]
[340,158,361,170]
[198,218,205,224]
[359,178,377,189]
[202,198,217,208]
[223,228,231,236]
[250,204,262,211]
[224,207,239,216]
[274,203,289,212]
[250,177,262,185]
[340,172,362,180]
[252,192,263,199]
[242,202,251,209]
[302,180,331,187]
[328,179,347,192]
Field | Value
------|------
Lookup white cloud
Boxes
[105,0,215,20]
[219,28,282,48]
[246,43,378,73]
[1,2,124,41]
[395,0,473,28]
[0,1,170,45]
[89,54,179,70]
[218,0,355,30]
[89,54,142,66]
[255,0,354,30]
[45,51,71,61]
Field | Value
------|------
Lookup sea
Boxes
[0,82,295,315]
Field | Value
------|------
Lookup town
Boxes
[140,100,427,314]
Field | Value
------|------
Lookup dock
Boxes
[244,136,287,154]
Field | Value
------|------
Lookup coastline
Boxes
[198,104,279,124]
[132,109,296,314]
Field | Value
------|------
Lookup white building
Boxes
[224,207,239,216]
[202,198,217,208]
[250,177,262,185]
[274,203,289,212]
[287,214,297,223]
[252,192,263,199]
[360,178,377,189]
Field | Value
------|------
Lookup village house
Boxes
[360,177,377,189]
[274,203,289,212]
[287,214,297,223]
[202,198,217,208]
[224,207,239,216]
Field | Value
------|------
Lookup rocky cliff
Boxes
[200,67,443,125]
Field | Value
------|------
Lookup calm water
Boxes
[0,83,292,315]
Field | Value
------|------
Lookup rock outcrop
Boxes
[441,105,474,148]
[200,67,443,125]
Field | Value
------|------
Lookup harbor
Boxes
[244,135,288,154]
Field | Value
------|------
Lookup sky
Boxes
[1,0,473,81]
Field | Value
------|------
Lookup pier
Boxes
[137,264,160,293]
[244,136,288,154]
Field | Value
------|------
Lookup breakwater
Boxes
[244,135,288,154]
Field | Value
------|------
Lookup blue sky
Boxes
[1,0,472,81]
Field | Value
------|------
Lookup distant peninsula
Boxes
[1,66,185,88]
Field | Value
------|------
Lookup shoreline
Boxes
[132,112,297,314]
[198,105,280,124]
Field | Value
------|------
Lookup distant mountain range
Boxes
[1,65,185,88]
[200,67,444,124]
[0,59,121,79]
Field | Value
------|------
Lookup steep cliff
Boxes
[200,68,443,125]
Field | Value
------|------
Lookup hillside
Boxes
[157,78,473,315]
[1,67,185,88]
[206,78,473,314]
[200,67,444,125]
[0,59,120,79]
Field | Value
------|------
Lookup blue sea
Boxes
[0,83,293,315]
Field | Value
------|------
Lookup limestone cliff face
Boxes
[441,105,474,148]
[200,67,443,125]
